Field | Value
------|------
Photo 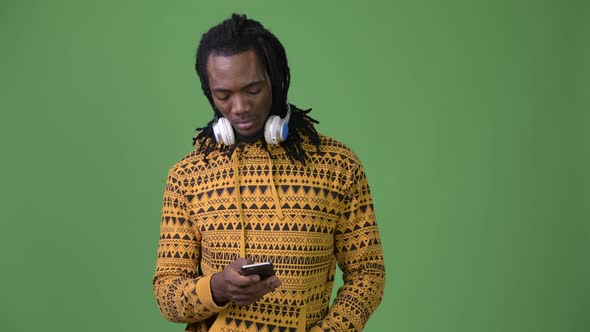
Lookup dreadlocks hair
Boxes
[192,13,320,164]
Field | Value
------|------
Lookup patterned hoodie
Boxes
[153,134,385,332]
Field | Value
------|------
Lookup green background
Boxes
[1,0,588,331]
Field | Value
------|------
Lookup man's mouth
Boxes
[235,120,255,130]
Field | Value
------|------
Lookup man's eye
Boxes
[215,94,229,101]
[247,88,261,95]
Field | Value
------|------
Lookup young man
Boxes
[153,13,385,332]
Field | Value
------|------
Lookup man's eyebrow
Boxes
[211,80,266,92]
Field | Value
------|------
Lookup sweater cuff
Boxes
[309,326,324,332]
[196,275,231,312]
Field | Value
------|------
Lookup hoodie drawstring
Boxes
[232,146,284,259]
[267,156,284,220]
[233,152,247,258]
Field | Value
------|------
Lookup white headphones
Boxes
[212,103,292,146]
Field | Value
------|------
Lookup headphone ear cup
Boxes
[264,115,280,144]
[213,117,235,145]
[278,118,289,142]
[212,121,223,143]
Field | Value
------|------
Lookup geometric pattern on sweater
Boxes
[154,134,385,332]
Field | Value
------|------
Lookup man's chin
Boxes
[235,129,264,142]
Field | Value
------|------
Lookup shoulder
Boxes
[319,134,358,158]
[167,138,227,178]
[302,133,363,170]
[320,134,362,162]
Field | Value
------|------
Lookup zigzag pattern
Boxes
[154,135,385,332]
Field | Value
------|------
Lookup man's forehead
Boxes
[207,49,263,67]
[206,50,269,87]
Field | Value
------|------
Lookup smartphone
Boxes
[241,262,275,279]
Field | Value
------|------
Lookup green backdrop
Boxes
[1,1,588,331]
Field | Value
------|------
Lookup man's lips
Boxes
[234,120,255,130]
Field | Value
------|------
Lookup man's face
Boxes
[206,49,273,137]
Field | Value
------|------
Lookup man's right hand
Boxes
[210,257,282,306]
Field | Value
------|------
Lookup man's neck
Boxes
[235,130,263,144]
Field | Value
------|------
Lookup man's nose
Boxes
[232,95,249,115]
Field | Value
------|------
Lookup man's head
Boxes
[195,13,291,130]
[206,49,272,137]
[193,14,320,164]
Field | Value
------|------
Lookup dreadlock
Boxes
[193,13,321,164]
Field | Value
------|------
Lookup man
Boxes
[153,13,385,332]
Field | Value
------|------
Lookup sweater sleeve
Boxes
[314,161,386,332]
[152,169,229,323]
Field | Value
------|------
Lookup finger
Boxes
[230,286,264,304]
[233,298,257,307]
[234,275,260,287]
[231,288,268,306]
[230,257,251,269]
[227,269,261,287]
[244,273,261,283]
[266,276,282,289]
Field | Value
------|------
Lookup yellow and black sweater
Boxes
[153,134,385,332]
